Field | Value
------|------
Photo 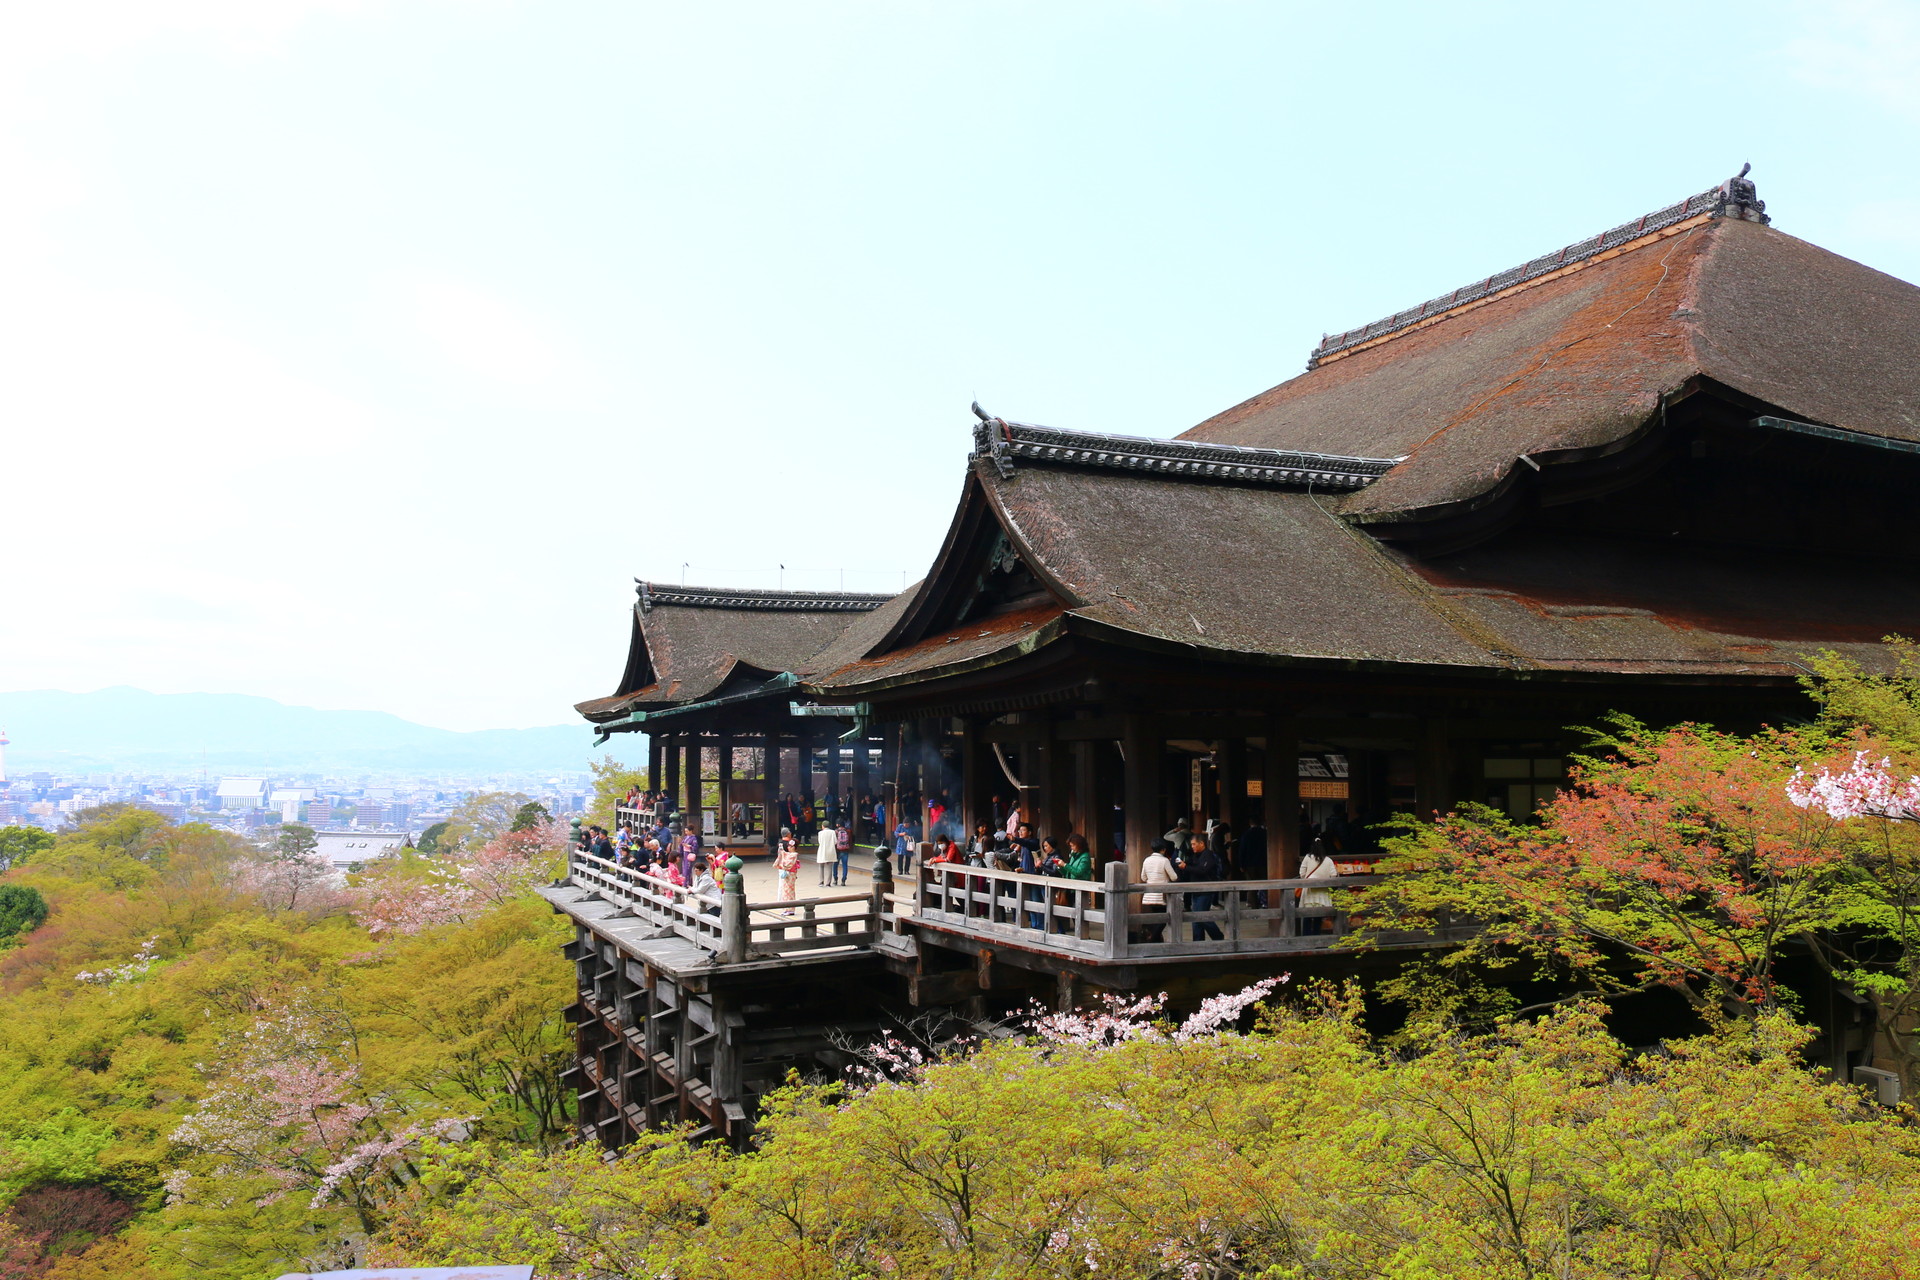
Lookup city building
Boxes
[313,829,407,874]
[214,778,268,810]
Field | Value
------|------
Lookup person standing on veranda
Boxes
[1296,838,1342,935]
[775,828,801,913]
[834,821,852,887]
[1138,838,1177,943]
[815,820,839,887]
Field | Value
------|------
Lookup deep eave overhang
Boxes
[808,608,1806,706]
[592,672,801,743]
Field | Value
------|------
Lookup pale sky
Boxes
[2,0,1917,731]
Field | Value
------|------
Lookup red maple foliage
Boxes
[1367,723,1869,1014]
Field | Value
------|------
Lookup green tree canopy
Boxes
[508,802,550,833]
[588,755,646,829]
[0,826,54,873]
[437,793,530,854]
[0,884,49,942]
[273,824,318,861]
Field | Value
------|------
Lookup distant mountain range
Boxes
[0,688,599,776]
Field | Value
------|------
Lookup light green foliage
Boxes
[1799,635,1920,748]
[416,821,450,854]
[0,1109,116,1200]
[437,791,531,854]
[378,998,1920,1279]
[0,801,576,1278]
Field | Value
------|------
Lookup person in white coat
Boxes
[1296,838,1342,935]
[817,822,840,886]
[1137,837,1178,943]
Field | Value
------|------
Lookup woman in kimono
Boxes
[775,827,801,912]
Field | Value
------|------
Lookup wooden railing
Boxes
[571,850,729,949]
[569,851,884,962]
[915,860,1388,961]
[572,850,1435,966]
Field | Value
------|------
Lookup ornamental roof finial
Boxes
[1715,162,1769,224]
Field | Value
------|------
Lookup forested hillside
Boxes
[0,803,573,1278]
[7,646,1920,1277]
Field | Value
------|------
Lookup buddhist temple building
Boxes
[554,169,1920,1146]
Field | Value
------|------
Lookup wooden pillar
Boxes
[1043,718,1072,841]
[647,734,664,793]
[1264,714,1300,878]
[718,739,734,841]
[1121,714,1160,877]
[762,736,782,850]
[684,739,704,833]
[852,735,872,845]
[1220,736,1248,834]
[1074,734,1098,848]
[825,734,842,828]
[959,719,984,842]
[663,734,682,812]
[796,731,815,821]
[1418,718,1452,819]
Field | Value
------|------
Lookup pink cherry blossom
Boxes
[1786,750,1920,822]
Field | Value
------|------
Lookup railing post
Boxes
[1102,860,1129,959]
[869,837,894,936]
[721,855,747,964]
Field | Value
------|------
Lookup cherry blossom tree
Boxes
[168,998,468,1237]
[349,821,561,937]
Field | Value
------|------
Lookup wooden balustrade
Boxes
[570,851,881,961]
[574,850,1402,965]
[915,860,1384,960]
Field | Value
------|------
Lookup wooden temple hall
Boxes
[547,169,1920,1147]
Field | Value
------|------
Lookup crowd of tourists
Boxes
[580,803,726,915]
[599,785,1347,940]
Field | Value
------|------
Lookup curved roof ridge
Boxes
[970,414,1400,492]
[636,581,893,613]
[1308,168,1769,369]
